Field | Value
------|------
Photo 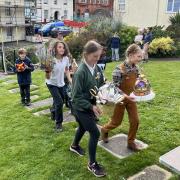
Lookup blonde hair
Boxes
[18,48,27,55]
[83,40,103,60]
[125,44,141,57]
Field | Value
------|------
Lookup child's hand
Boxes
[24,64,29,69]
[124,94,135,102]
[92,105,102,117]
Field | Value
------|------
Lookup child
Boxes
[70,40,106,177]
[15,48,34,106]
[101,44,143,151]
[45,41,72,132]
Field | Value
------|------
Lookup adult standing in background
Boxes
[134,29,144,49]
[110,32,120,61]
[143,27,153,61]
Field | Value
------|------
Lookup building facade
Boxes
[113,0,180,28]
[0,0,26,42]
[39,0,73,23]
[74,0,114,20]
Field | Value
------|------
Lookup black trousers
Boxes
[72,110,100,164]
[47,84,64,124]
[19,84,30,102]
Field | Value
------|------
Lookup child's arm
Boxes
[112,66,135,102]
[72,72,93,111]
[65,68,72,84]
[24,58,34,72]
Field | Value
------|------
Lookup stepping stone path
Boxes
[26,97,53,110]
[31,95,39,101]
[33,109,50,116]
[2,79,17,84]
[159,146,180,175]
[33,109,75,123]
[9,85,38,93]
[127,165,172,180]
[0,74,10,80]
[98,133,148,159]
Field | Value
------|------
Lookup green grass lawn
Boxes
[0,61,180,180]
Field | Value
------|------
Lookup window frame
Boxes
[118,0,126,12]
[166,0,180,13]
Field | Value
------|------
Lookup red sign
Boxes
[64,20,88,28]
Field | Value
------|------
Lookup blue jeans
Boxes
[111,48,119,61]
[47,84,64,124]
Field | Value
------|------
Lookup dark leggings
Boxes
[72,110,100,164]
[47,84,64,124]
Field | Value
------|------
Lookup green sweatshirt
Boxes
[72,62,104,111]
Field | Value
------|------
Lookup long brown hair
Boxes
[52,40,70,57]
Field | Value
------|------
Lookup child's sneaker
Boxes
[70,145,85,156]
[25,101,31,106]
[55,123,63,132]
[21,100,26,105]
[87,162,106,177]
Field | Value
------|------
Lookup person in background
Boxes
[143,27,153,61]
[15,48,34,106]
[110,32,120,61]
[97,45,107,71]
[134,29,144,49]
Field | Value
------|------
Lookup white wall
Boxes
[113,0,177,28]
[39,0,73,23]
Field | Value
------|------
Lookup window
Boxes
[64,10,68,18]
[167,0,180,12]
[44,0,48,4]
[54,0,57,4]
[5,7,11,16]
[118,0,126,12]
[7,27,12,37]
[64,0,67,5]
[44,10,48,19]
[89,0,96,3]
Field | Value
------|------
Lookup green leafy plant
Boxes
[149,37,177,57]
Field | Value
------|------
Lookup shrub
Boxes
[118,26,138,55]
[149,37,177,57]
[166,13,180,40]
[64,18,137,60]
[151,25,174,39]
[169,12,180,25]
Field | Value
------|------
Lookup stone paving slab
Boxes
[26,98,53,110]
[31,95,39,101]
[0,75,10,80]
[9,85,38,93]
[63,111,75,123]
[33,109,50,116]
[2,79,17,84]
[127,165,172,180]
[33,109,75,123]
[159,146,180,175]
[98,133,148,159]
